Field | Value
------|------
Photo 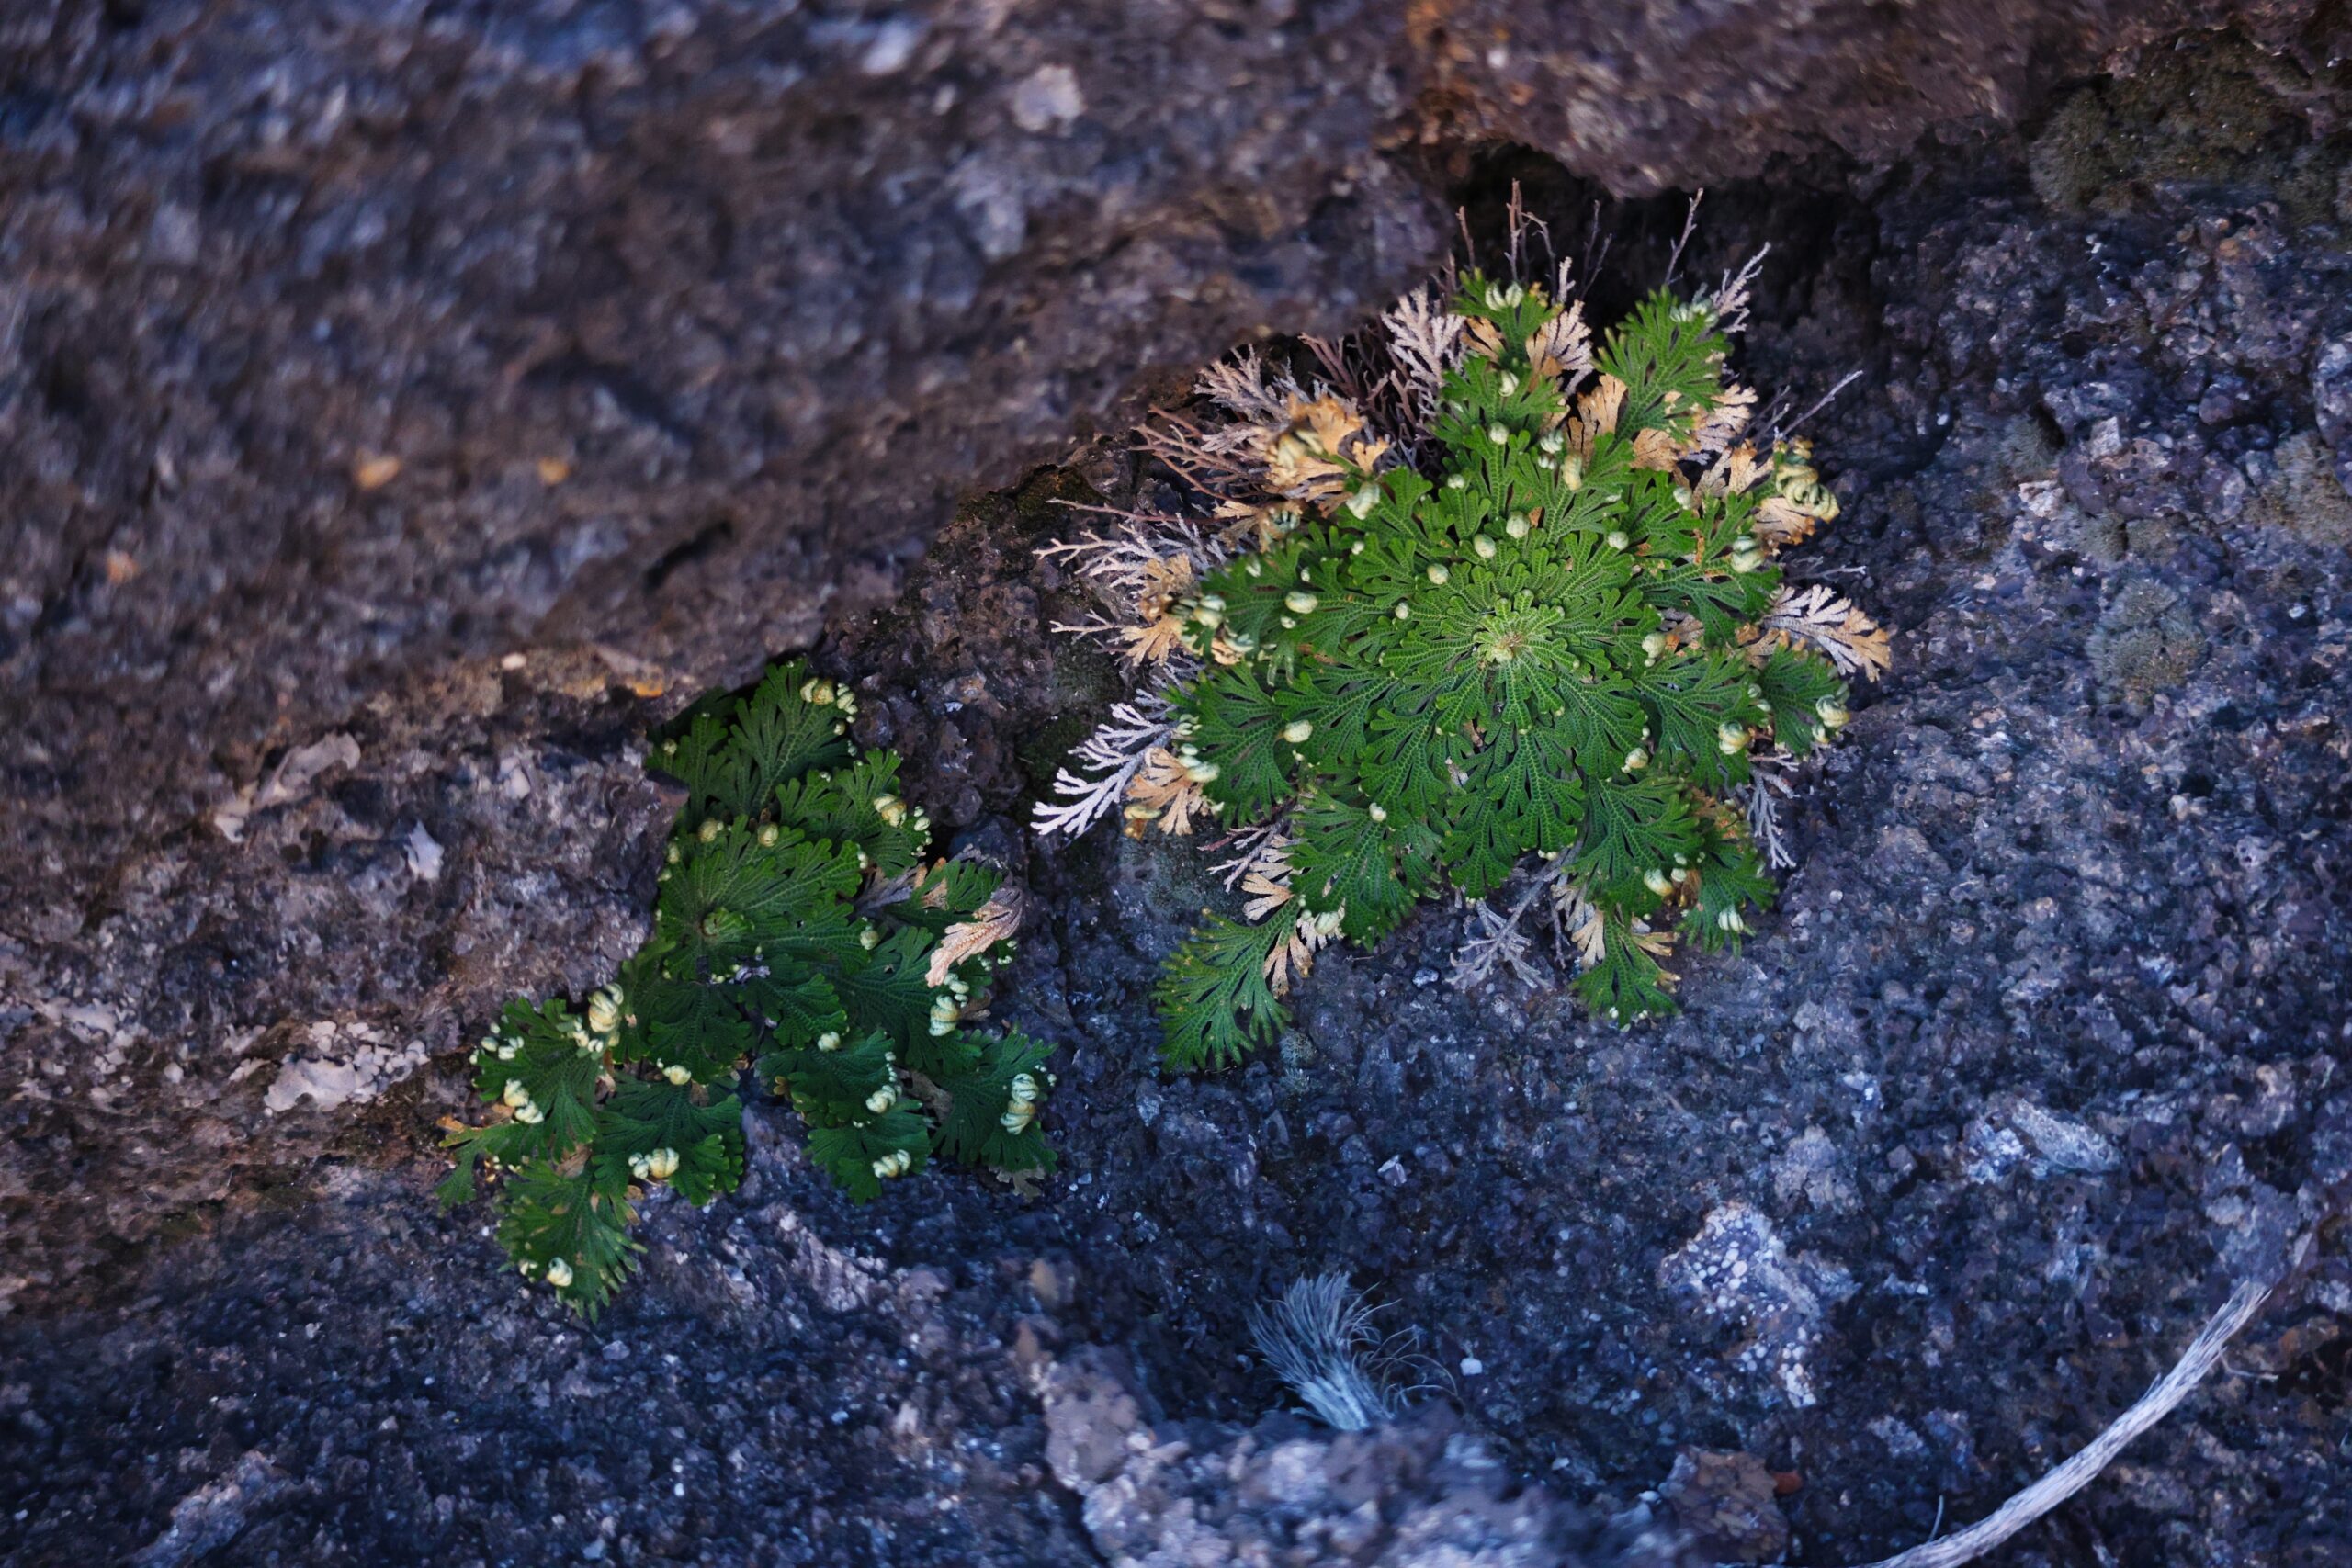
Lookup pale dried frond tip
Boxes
[1303,333,1413,449]
[1630,426,1682,471]
[1196,350,1294,425]
[1742,750,1799,872]
[1525,299,1593,392]
[1038,507,1219,605]
[1264,908,1331,997]
[1209,820,1294,892]
[1453,897,1542,989]
[1260,395,1390,503]
[1384,286,1466,425]
[1705,246,1768,337]
[1115,614,1189,668]
[1628,922,1679,973]
[1452,857,1580,990]
[925,884,1026,986]
[1765,584,1893,681]
[1567,375,1627,461]
[1123,747,1213,837]
[1031,698,1174,838]
[1237,844,1296,920]
[1555,877,1607,971]
[1687,383,1758,457]
[1698,443,1773,500]
[1136,408,1274,499]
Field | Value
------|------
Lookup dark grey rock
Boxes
[6,6,2352,1568]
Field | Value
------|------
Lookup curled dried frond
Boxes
[928,883,1026,986]
[1698,443,1774,499]
[1261,395,1390,502]
[1526,299,1593,391]
[1687,383,1758,457]
[1553,876,1606,970]
[1567,374,1628,460]
[1630,426,1682,470]
[1762,584,1893,681]
[1123,747,1215,837]
[1264,905,1334,997]
[1238,843,1297,920]
[1754,437,1843,547]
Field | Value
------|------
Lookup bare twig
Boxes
[1579,197,1614,288]
[1771,368,1867,443]
[1664,190,1704,289]
[1747,1274,2281,1568]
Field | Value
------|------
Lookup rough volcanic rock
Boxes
[6,7,2352,1568]
[0,0,1442,1302]
[8,2,2346,1314]
[1409,0,2347,194]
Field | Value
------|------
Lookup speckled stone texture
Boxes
[6,5,2352,1567]
[1407,0,2342,192]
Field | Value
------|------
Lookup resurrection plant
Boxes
[441,661,1054,1315]
[1037,253,1888,1068]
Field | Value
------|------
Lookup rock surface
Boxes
[6,5,2352,1568]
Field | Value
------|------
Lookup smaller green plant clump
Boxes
[1038,255,1887,1069]
[441,661,1054,1315]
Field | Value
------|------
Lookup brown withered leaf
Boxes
[1753,495,1821,547]
[1240,868,1294,922]
[1629,925,1679,976]
[1119,616,1189,667]
[1261,395,1389,502]
[926,885,1026,987]
[1125,748,1212,836]
[1700,444,1772,499]
[1761,585,1892,680]
[1567,375,1628,460]
[1462,316,1508,361]
[1630,427,1682,471]
[1525,302,1592,387]
[1263,911,1330,997]
[1135,553,1193,617]
[1688,384,1758,457]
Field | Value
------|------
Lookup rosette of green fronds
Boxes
[1039,257,1887,1069]
[441,661,1056,1314]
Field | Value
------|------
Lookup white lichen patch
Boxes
[1963,1094,2120,1183]
[264,1021,429,1114]
[403,822,445,882]
[1658,1201,1851,1409]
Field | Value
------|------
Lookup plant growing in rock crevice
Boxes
[441,661,1053,1315]
[1038,251,1887,1068]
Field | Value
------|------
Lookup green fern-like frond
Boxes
[1040,262,1883,1064]
[1156,908,1299,1070]
[443,666,1057,1314]
[933,1030,1057,1174]
[494,1160,642,1320]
